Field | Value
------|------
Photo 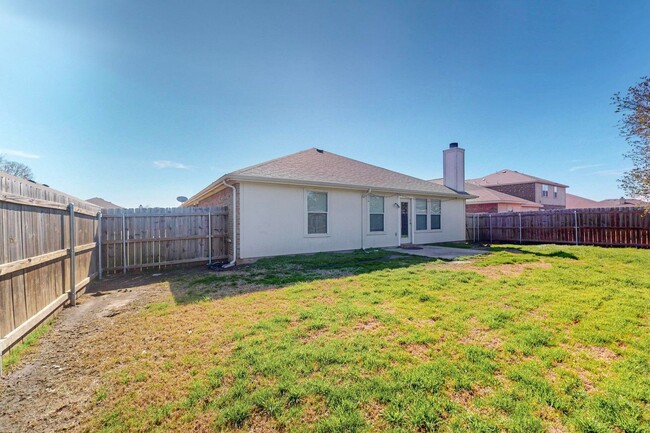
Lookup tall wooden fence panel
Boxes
[466,207,650,247]
[100,207,229,274]
[0,172,100,362]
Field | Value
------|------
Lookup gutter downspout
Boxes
[222,181,237,268]
[361,189,371,251]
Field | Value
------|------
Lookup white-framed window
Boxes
[416,198,428,230]
[430,199,441,230]
[306,190,328,235]
[369,195,384,232]
[542,184,549,197]
[553,186,558,198]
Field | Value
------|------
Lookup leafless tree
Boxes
[0,155,34,179]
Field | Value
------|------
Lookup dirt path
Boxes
[0,273,170,433]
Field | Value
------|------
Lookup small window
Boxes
[553,186,558,198]
[430,200,441,230]
[369,196,384,232]
[416,198,427,230]
[307,191,328,234]
[542,184,549,197]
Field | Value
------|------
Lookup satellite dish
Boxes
[176,196,188,203]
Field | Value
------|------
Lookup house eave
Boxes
[184,174,477,206]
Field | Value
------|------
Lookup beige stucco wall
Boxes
[238,182,467,259]
[534,183,566,208]
[496,203,542,213]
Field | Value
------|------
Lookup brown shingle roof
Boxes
[431,179,542,207]
[86,197,123,209]
[470,169,568,188]
[597,197,649,207]
[565,193,600,209]
[227,148,464,196]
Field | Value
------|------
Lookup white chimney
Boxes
[443,142,465,192]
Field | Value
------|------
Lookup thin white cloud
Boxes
[153,160,190,170]
[593,167,632,176]
[0,148,41,159]
[569,163,604,172]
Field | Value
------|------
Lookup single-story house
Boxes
[429,180,543,213]
[183,144,473,262]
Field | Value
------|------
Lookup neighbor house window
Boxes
[553,186,558,198]
[430,200,441,230]
[416,199,428,230]
[542,184,549,197]
[369,196,384,232]
[307,191,328,234]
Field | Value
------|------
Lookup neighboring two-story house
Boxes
[470,169,568,210]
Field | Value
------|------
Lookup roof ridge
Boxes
[321,149,448,186]
[230,148,317,176]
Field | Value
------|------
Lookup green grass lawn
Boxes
[84,246,649,433]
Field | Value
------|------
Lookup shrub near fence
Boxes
[0,173,100,367]
[466,207,650,247]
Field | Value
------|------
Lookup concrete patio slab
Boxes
[385,245,488,260]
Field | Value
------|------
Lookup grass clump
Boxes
[2,319,53,372]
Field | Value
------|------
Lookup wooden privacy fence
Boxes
[0,173,100,366]
[466,207,650,247]
[100,207,229,274]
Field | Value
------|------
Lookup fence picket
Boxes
[467,207,650,247]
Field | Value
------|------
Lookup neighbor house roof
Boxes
[431,179,542,208]
[566,194,648,209]
[598,198,648,208]
[86,197,123,209]
[565,193,601,209]
[470,169,569,188]
[185,148,472,206]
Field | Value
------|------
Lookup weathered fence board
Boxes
[100,207,229,274]
[467,207,650,247]
[0,172,100,361]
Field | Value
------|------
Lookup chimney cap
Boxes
[449,142,459,148]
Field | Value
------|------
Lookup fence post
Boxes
[208,208,212,265]
[98,212,103,280]
[574,210,579,246]
[489,214,493,244]
[122,210,127,274]
[68,203,77,306]
[518,213,523,244]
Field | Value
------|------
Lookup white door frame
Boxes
[399,198,412,245]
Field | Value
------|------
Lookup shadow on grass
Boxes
[170,249,439,305]
[490,246,579,260]
[88,249,439,306]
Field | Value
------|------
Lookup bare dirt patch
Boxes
[0,272,173,433]
[432,261,552,279]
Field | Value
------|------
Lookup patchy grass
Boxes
[81,246,649,432]
[2,319,53,372]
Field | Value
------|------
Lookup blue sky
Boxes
[1,1,648,207]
